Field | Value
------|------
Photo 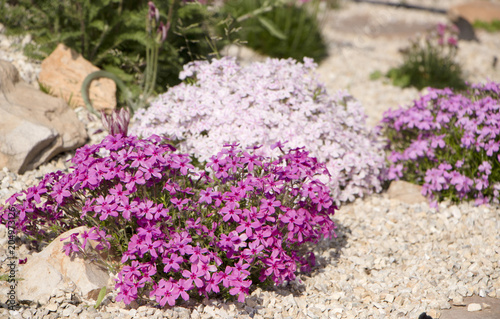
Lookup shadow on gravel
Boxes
[314,218,352,269]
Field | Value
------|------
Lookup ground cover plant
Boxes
[386,23,466,90]
[0,134,337,306]
[216,0,328,63]
[473,19,500,33]
[379,81,500,207]
[130,57,387,204]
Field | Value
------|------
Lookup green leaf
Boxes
[257,16,287,40]
[369,70,383,81]
[94,286,107,309]
[89,20,107,31]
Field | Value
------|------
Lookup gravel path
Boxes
[1,1,500,318]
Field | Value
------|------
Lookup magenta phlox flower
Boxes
[154,279,180,307]
[198,187,219,204]
[139,238,165,259]
[217,233,233,250]
[121,260,143,282]
[242,240,265,260]
[134,199,156,220]
[233,260,251,277]
[259,197,281,220]
[449,172,473,194]
[198,262,217,280]
[182,264,205,288]
[474,175,489,191]
[80,227,100,250]
[61,233,80,256]
[51,182,72,204]
[186,217,201,230]
[93,194,118,220]
[175,278,193,301]
[186,244,210,264]
[279,209,305,232]
[244,206,265,221]
[171,231,193,255]
[229,230,248,250]
[228,280,251,303]
[108,183,130,202]
[206,154,227,172]
[263,249,286,278]
[430,135,446,149]
[115,281,138,305]
[241,151,263,171]
[170,155,194,175]
[236,216,261,238]
[162,253,184,273]
[25,183,47,204]
[170,197,190,211]
[92,228,112,251]
[204,272,222,293]
[253,226,273,247]
[388,163,404,180]
[424,168,448,192]
[231,180,254,198]
[311,192,332,211]
[220,202,242,223]
[136,224,162,242]
[478,161,492,175]
[484,140,499,156]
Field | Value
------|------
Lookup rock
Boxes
[221,44,267,66]
[38,43,116,112]
[16,226,111,305]
[0,60,88,174]
[452,295,466,306]
[387,180,427,204]
[467,303,482,312]
[449,1,500,24]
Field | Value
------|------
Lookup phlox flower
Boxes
[0,136,338,308]
[130,57,386,204]
[381,81,500,205]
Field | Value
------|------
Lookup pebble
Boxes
[1,1,500,319]
[467,303,482,312]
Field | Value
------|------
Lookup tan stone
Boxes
[386,180,427,204]
[449,1,500,24]
[467,303,482,312]
[17,226,111,305]
[38,43,116,111]
[0,60,87,173]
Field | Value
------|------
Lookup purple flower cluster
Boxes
[130,57,386,204]
[380,81,500,207]
[1,134,336,306]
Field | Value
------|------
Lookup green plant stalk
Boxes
[81,70,136,115]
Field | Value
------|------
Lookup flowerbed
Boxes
[130,57,386,204]
[1,134,337,306]
[380,81,500,207]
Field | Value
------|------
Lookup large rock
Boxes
[449,1,500,24]
[38,43,116,112]
[17,226,111,305]
[387,180,427,205]
[0,60,88,174]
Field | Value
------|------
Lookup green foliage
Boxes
[369,70,383,81]
[473,19,500,32]
[94,286,107,309]
[0,0,217,107]
[216,0,328,63]
[386,23,466,91]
